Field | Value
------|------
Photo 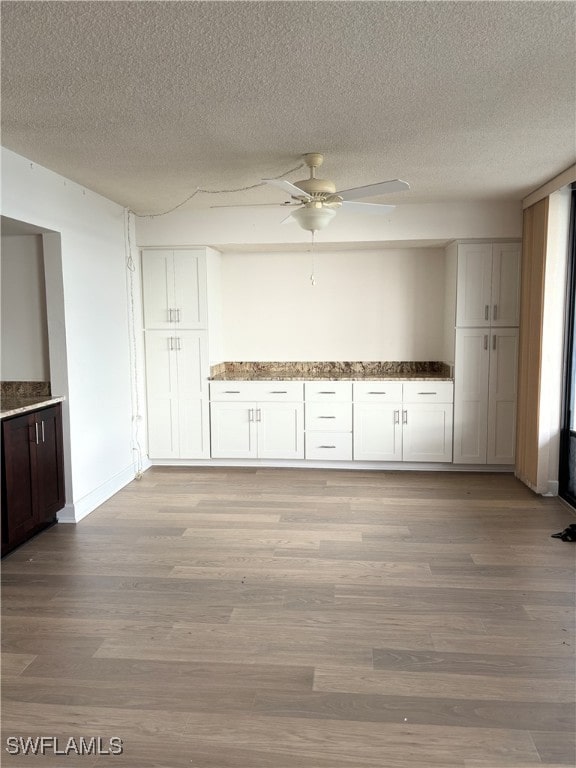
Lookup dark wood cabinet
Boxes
[1,403,64,556]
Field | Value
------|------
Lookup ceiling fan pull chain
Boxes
[310,231,316,286]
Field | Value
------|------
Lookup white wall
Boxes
[221,248,446,361]
[1,148,135,521]
[1,234,50,380]
[136,199,522,247]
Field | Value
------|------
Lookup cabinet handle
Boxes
[318,415,336,419]
[319,445,336,449]
[493,304,498,321]
[256,408,262,422]
[394,410,400,424]
[176,337,181,351]
[41,421,45,443]
[368,391,386,394]
[483,334,488,351]
[492,334,497,351]
[417,392,437,395]
[168,308,173,323]
[248,408,254,422]
[35,422,39,445]
[402,410,408,424]
[224,390,241,393]
[484,305,489,321]
[176,308,181,323]
[269,390,288,394]
[318,391,336,394]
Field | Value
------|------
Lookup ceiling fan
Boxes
[213,153,410,232]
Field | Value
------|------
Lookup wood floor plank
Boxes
[1,466,573,768]
[313,666,575,702]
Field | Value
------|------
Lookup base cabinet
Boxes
[210,402,303,459]
[1,404,64,556]
[353,382,453,463]
[353,403,402,461]
[353,403,453,462]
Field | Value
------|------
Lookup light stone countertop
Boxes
[209,373,453,381]
[0,397,65,420]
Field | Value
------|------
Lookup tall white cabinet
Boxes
[451,242,520,465]
[142,248,220,460]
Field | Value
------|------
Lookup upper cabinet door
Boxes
[173,251,207,329]
[142,249,207,329]
[142,250,173,328]
[456,244,493,327]
[491,243,521,327]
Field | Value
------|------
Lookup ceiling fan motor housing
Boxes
[294,177,336,197]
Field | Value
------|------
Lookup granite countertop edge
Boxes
[209,374,453,382]
[0,396,65,420]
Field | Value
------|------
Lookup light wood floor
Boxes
[2,467,575,768]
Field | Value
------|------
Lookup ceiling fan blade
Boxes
[210,202,296,209]
[336,179,410,201]
[280,213,297,224]
[341,201,396,215]
[263,178,312,200]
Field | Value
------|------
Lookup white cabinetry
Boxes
[209,382,304,460]
[305,382,352,460]
[454,328,518,464]
[142,249,207,329]
[456,242,520,328]
[402,382,454,463]
[353,381,453,463]
[452,240,520,466]
[144,330,209,459]
[353,382,402,461]
[141,248,218,460]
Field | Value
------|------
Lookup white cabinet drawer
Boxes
[210,381,303,402]
[305,432,352,460]
[305,381,352,401]
[353,381,403,403]
[402,381,454,403]
[305,402,352,432]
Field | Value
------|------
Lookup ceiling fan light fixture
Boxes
[291,204,336,232]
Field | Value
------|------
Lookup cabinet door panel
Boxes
[454,329,490,463]
[210,403,256,459]
[456,244,493,327]
[173,251,207,328]
[35,406,65,520]
[144,332,178,398]
[491,243,521,327]
[141,250,174,329]
[147,399,179,459]
[353,404,402,461]
[180,399,210,458]
[2,414,36,547]
[402,404,453,463]
[144,332,179,459]
[176,332,208,397]
[258,403,304,460]
[487,328,518,464]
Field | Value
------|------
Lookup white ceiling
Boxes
[1,1,575,215]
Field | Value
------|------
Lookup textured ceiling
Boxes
[1,1,575,214]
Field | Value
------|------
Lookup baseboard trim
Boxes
[149,458,514,473]
[57,463,138,523]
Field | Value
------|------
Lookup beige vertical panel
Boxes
[515,198,548,487]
